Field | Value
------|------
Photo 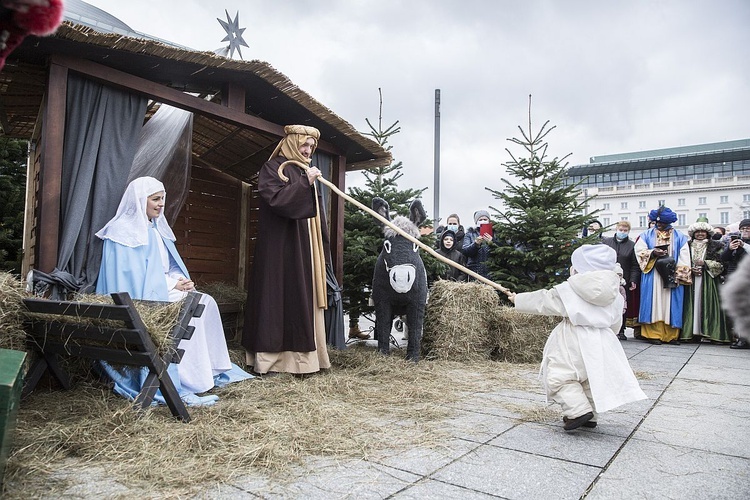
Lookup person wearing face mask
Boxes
[436,230,467,281]
[602,221,641,340]
[434,213,465,250]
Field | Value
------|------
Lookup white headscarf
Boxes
[95,177,176,247]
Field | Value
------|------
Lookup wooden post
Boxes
[330,155,346,285]
[222,82,245,112]
[36,63,67,273]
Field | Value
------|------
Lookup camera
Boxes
[730,234,740,241]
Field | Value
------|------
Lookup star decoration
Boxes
[217,10,249,60]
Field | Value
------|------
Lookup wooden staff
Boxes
[278,160,512,295]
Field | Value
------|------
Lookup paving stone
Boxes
[370,437,481,476]
[431,445,600,500]
[587,439,750,500]
[233,459,420,500]
[660,378,750,414]
[676,360,750,385]
[393,479,499,499]
[441,408,518,443]
[633,403,750,459]
[488,422,626,468]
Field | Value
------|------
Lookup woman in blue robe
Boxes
[95,176,252,406]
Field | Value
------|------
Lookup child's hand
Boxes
[506,292,516,304]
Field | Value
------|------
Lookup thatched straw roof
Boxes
[1,22,391,177]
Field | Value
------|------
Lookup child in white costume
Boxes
[509,245,647,430]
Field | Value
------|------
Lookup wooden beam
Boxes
[36,63,67,273]
[50,54,345,156]
[330,155,346,285]
[223,82,245,111]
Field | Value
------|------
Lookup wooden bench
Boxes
[22,291,205,422]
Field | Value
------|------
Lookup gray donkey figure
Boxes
[371,197,428,361]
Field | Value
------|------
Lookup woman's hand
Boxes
[306,167,321,185]
[174,278,195,292]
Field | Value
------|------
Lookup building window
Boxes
[678,214,686,226]
[721,212,729,224]
[603,203,610,211]
[678,198,685,206]
[744,194,750,202]
[698,212,707,220]
[639,201,646,209]
[658,199,665,207]
[698,197,707,205]
[621,216,628,221]
[720,195,729,204]
[603,217,610,226]
[745,210,750,219]
[621,202,628,209]
[639,216,647,228]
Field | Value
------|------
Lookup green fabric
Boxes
[681,275,730,342]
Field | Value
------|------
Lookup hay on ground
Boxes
[3,347,538,498]
[423,280,558,363]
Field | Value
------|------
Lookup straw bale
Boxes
[199,282,247,306]
[423,280,557,364]
[0,271,28,352]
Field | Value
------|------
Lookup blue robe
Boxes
[96,227,250,406]
[637,227,688,328]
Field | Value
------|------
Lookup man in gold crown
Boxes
[242,125,332,375]
[634,206,692,344]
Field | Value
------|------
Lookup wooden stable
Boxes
[2,22,390,290]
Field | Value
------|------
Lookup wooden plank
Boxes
[26,322,144,347]
[36,63,67,273]
[23,298,135,322]
[36,343,153,366]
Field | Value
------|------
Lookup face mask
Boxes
[616,231,629,240]
[447,224,458,232]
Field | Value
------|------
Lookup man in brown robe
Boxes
[242,125,331,375]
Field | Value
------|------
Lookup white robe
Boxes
[515,270,647,415]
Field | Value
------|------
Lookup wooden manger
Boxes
[21,292,205,422]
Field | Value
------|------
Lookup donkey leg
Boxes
[375,303,393,355]
[405,305,425,362]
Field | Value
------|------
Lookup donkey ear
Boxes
[409,199,427,227]
[372,197,390,223]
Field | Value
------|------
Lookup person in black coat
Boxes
[434,213,465,250]
[602,220,640,340]
[721,218,750,348]
[437,230,467,281]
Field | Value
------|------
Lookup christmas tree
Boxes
[342,90,439,327]
[0,138,28,274]
[486,98,597,294]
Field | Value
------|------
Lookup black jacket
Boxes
[601,236,640,285]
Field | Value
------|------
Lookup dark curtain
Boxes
[51,73,147,296]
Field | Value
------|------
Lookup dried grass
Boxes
[3,347,538,498]
[199,282,247,306]
[0,271,28,352]
[423,280,558,363]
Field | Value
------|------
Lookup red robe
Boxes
[242,156,328,353]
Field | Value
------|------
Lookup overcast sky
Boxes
[85,0,750,227]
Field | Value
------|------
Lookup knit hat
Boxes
[740,219,750,229]
[473,210,490,225]
[571,244,617,274]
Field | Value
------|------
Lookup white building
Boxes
[566,139,750,237]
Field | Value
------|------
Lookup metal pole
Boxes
[434,89,441,226]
